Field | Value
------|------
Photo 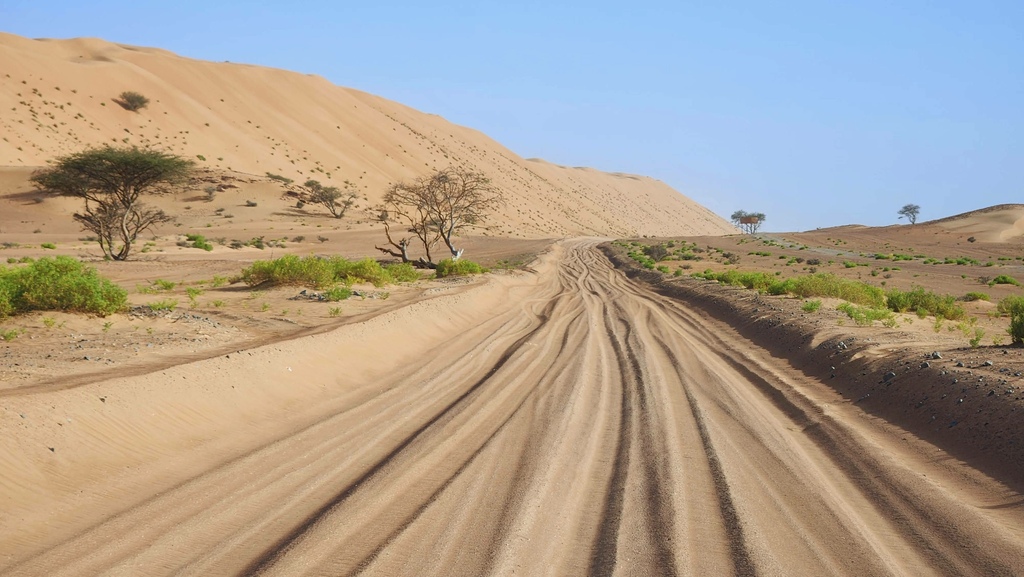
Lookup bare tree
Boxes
[30,146,192,260]
[375,167,503,265]
[303,179,359,219]
[423,167,504,260]
[898,204,920,224]
[375,184,440,265]
[730,210,766,234]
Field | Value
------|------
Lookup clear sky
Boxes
[2,1,1022,231]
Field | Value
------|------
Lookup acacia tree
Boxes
[898,203,920,224]
[303,179,359,219]
[424,167,504,260]
[30,146,193,260]
[731,209,766,234]
[375,183,439,265]
[375,166,503,265]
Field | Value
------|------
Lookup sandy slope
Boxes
[0,33,733,238]
[2,242,1022,576]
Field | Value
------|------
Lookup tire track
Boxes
[4,240,1024,576]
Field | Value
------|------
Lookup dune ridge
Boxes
[0,33,734,238]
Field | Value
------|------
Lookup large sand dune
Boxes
[0,33,733,238]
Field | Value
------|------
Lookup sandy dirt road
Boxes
[3,240,1024,576]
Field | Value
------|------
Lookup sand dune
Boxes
[929,204,1024,242]
[0,33,733,238]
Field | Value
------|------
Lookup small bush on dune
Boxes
[963,292,990,302]
[117,91,149,112]
[435,259,485,278]
[0,256,126,318]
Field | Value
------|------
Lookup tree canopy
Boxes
[303,179,359,219]
[730,210,766,234]
[898,204,921,225]
[31,146,193,260]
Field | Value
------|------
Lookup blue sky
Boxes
[2,1,1022,231]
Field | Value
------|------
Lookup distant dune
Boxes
[928,204,1024,242]
[0,33,734,238]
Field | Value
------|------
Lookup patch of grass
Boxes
[886,287,965,320]
[0,256,127,319]
[153,279,176,291]
[323,286,351,301]
[186,286,203,308]
[40,242,56,250]
[801,299,822,313]
[210,275,228,288]
[435,259,486,278]
[1,328,21,341]
[328,306,342,317]
[837,302,894,326]
[265,172,293,185]
[963,292,990,302]
[185,234,213,251]
[786,274,885,307]
[147,299,177,312]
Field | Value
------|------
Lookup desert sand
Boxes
[1,32,1024,577]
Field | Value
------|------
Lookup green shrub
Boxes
[384,262,420,283]
[0,256,126,318]
[801,299,822,313]
[148,299,177,311]
[999,296,1024,344]
[239,255,408,289]
[997,296,1024,317]
[40,242,56,250]
[185,234,213,251]
[1010,312,1024,345]
[886,287,964,320]
[323,286,351,301]
[963,292,990,302]
[989,275,1021,287]
[837,302,894,326]
[786,274,885,307]
[240,255,335,288]
[117,91,149,111]
[435,259,485,278]
[331,257,392,287]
